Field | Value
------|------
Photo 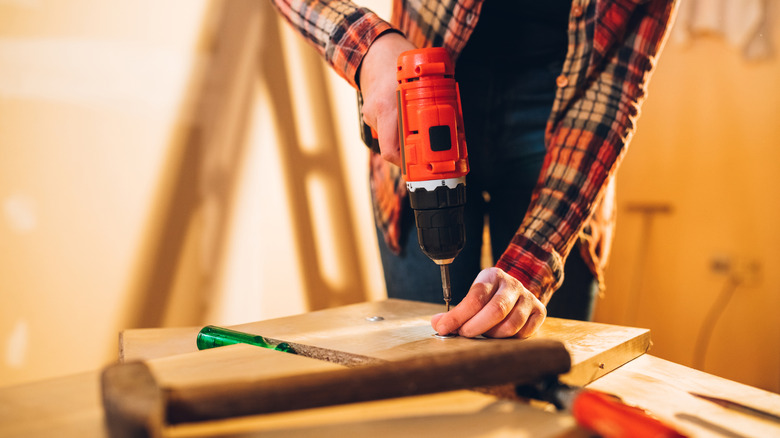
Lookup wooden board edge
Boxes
[119,330,126,363]
[560,330,652,386]
[120,327,202,363]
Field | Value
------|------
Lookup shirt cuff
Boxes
[495,235,565,304]
[327,8,397,89]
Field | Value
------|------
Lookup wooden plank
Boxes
[538,318,651,385]
[121,299,650,386]
[588,355,780,438]
[120,327,201,363]
[147,343,344,389]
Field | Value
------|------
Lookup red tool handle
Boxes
[572,390,688,438]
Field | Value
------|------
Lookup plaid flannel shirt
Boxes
[272,0,677,303]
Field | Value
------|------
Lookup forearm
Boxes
[270,0,395,88]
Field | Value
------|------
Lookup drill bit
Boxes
[440,264,452,311]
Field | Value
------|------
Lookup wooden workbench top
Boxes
[2,299,779,437]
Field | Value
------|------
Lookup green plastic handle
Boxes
[196,325,294,353]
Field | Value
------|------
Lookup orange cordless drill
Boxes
[360,47,469,311]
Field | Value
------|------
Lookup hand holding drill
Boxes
[359,34,546,339]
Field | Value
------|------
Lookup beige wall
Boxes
[1,0,778,395]
[1,0,211,385]
[0,0,386,387]
[596,27,780,392]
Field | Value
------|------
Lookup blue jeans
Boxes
[376,57,597,321]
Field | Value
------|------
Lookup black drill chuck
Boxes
[408,182,467,263]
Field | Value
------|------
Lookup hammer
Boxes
[101,337,571,437]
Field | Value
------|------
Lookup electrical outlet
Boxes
[710,254,762,287]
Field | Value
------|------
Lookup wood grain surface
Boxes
[588,354,780,438]
[121,299,651,386]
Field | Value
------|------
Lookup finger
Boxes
[430,313,444,328]
[457,286,521,338]
[482,308,529,339]
[361,111,377,136]
[377,112,401,166]
[513,309,546,339]
[483,296,546,339]
[432,280,496,336]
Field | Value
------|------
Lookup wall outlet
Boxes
[710,254,762,287]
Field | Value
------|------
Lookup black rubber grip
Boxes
[409,185,467,261]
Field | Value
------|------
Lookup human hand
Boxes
[430,267,547,339]
[358,32,416,167]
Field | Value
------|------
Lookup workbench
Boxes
[2,299,779,437]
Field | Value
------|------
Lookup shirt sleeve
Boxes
[270,0,396,89]
[495,0,678,304]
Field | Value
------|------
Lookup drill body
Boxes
[396,48,469,310]
[358,47,469,311]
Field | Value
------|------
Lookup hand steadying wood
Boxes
[101,337,570,438]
